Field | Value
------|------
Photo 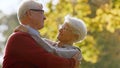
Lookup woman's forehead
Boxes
[59,23,71,30]
[59,23,66,28]
[62,23,69,27]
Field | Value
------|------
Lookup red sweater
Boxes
[3,32,75,68]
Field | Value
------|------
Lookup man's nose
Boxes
[44,15,46,20]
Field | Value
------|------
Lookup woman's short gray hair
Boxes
[64,15,87,42]
[17,0,43,23]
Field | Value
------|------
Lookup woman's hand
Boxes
[43,38,57,46]
[72,52,80,68]
[14,25,28,32]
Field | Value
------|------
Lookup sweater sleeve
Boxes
[4,32,75,68]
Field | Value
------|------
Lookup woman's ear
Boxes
[74,34,79,41]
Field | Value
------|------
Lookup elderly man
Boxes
[2,0,79,68]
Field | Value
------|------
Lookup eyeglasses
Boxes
[30,9,44,12]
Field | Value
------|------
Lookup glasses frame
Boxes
[30,9,44,12]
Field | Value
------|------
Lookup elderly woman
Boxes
[15,15,87,64]
[44,15,87,62]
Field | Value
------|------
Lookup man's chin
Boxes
[37,26,44,30]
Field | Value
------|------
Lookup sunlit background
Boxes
[0,0,120,68]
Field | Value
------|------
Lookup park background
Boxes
[0,0,120,68]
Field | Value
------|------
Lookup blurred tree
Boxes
[2,14,19,43]
[0,12,19,60]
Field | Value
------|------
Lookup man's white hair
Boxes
[64,15,87,42]
[17,0,43,23]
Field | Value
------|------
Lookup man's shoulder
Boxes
[9,32,31,40]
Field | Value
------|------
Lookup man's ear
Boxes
[26,10,32,18]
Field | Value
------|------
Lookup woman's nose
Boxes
[59,28,63,33]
